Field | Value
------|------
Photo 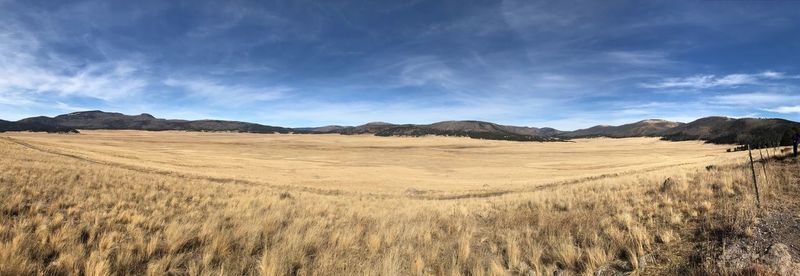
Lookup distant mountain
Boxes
[369,121,564,142]
[563,119,683,138]
[429,120,557,136]
[0,119,77,133]
[176,119,563,141]
[295,122,399,134]
[561,117,800,146]
[341,122,399,134]
[15,111,292,133]
[660,117,800,146]
[3,111,800,145]
[294,125,351,133]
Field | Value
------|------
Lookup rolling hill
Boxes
[3,111,800,145]
[301,120,564,141]
[16,111,292,134]
[296,122,398,134]
[371,121,563,141]
[563,119,683,138]
[0,119,77,133]
[660,116,800,146]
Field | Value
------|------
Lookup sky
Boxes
[1,0,799,130]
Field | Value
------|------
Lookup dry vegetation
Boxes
[4,131,743,195]
[0,131,793,275]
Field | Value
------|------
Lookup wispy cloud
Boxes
[185,3,284,39]
[713,92,800,106]
[0,14,150,104]
[163,78,288,105]
[0,90,37,107]
[602,51,675,67]
[765,106,800,114]
[642,71,798,89]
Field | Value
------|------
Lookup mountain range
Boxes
[12,111,292,134]
[2,111,799,146]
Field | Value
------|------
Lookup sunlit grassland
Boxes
[0,131,785,275]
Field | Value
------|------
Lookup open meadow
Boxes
[0,131,795,275]
[2,131,746,196]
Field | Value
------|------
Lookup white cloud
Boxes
[0,9,295,112]
[0,17,149,103]
[765,105,800,114]
[397,57,458,89]
[604,51,674,67]
[163,78,288,105]
[760,71,787,79]
[713,92,800,105]
[714,74,758,86]
[0,91,37,107]
[185,3,284,39]
[372,54,598,102]
[642,71,798,89]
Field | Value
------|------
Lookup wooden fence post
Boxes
[748,144,761,208]
[747,144,761,208]
[758,148,769,186]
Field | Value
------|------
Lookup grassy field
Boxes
[0,131,790,275]
[4,131,744,195]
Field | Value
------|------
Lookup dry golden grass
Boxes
[0,131,786,275]
[4,130,744,195]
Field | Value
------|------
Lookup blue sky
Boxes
[1,0,799,130]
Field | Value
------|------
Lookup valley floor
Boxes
[3,130,743,196]
[0,131,797,275]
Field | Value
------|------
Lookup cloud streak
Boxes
[766,106,800,114]
[163,78,288,105]
[713,92,800,106]
[164,78,292,106]
[0,13,150,104]
[642,71,798,89]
